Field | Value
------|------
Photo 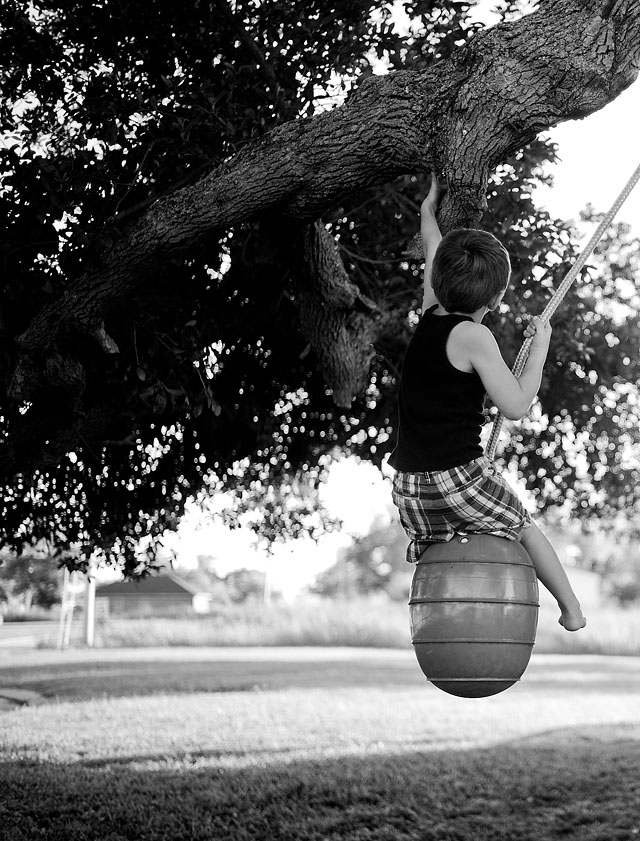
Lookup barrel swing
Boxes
[409,162,640,698]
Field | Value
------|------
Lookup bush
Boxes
[1,606,56,622]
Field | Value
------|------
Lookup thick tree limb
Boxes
[16,2,640,356]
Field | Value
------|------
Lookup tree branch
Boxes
[16,1,640,358]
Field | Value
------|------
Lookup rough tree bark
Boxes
[5,0,640,476]
[295,220,381,408]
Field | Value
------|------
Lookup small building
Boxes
[95,572,212,617]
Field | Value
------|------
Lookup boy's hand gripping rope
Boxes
[486,161,640,461]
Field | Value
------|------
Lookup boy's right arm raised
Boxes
[461,317,552,420]
[420,174,443,312]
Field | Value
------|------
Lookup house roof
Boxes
[96,572,203,597]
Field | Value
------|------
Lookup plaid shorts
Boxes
[392,456,531,564]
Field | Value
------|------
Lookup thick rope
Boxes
[486,161,640,460]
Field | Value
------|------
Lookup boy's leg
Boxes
[519,521,586,631]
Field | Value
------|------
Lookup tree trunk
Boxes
[5,0,640,475]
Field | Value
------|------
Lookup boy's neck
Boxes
[433,304,487,323]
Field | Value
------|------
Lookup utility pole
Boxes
[83,566,96,647]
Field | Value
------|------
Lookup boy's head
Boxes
[431,228,511,313]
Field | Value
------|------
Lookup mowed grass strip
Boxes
[0,647,424,702]
[2,647,640,703]
[2,685,640,764]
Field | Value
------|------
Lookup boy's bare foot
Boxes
[558,604,586,631]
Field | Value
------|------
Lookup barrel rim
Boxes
[415,558,534,568]
[412,638,536,645]
[429,677,521,684]
[409,596,539,606]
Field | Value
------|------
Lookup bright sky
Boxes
[535,81,640,230]
[173,5,640,599]
[170,459,392,600]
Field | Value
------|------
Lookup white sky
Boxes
[169,459,393,600]
[173,5,640,598]
[535,81,640,230]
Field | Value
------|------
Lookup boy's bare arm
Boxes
[455,317,552,420]
[420,175,443,312]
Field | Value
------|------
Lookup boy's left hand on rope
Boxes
[523,315,552,350]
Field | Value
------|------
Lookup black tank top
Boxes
[389,305,486,471]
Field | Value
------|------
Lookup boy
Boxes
[389,176,586,632]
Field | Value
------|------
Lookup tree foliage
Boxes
[513,211,640,518]
[1,0,639,573]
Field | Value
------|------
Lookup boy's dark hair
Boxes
[431,228,511,313]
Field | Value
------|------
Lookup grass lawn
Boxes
[0,648,639,840]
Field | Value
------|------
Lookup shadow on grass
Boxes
[0,728,638,841]
[2,652,640,703]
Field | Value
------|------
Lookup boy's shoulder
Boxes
[449,320,493,342]
[449,320,499,361]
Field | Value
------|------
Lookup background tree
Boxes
[310,511,410,601]
[0,552,61,610]
[1,0,639,573]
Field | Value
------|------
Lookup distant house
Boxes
[95,572,212,617]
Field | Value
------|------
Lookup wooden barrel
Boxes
[409,534,539,698]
